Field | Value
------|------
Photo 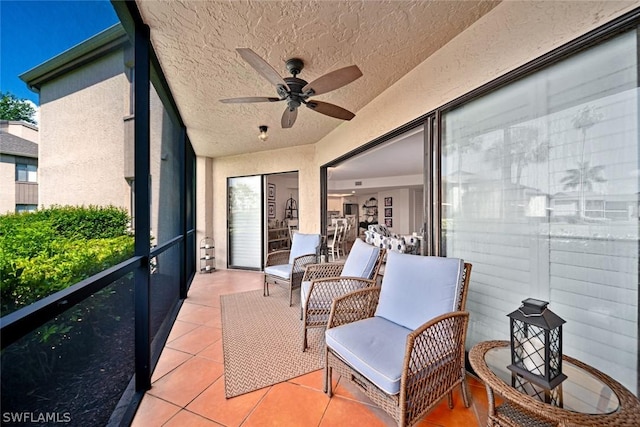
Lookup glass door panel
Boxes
[441,30,638,393]
[228,175,263,269]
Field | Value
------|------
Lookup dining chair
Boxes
[326,225,342,262]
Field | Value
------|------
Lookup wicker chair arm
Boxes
[327,286,381,329]
[401,311,469,414]
[302,262,345,281]
[265,250,290,267]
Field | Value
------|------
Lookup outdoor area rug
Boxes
[221,286,325,398]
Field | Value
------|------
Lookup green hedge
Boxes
[0,206,134,316]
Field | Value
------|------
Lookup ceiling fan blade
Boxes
[219,97,281,104]
[281,107,298,128]
[237,48,288,89]
[306,101,355,121]
[302,65,362,96]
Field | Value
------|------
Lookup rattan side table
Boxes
[469,340,640,427]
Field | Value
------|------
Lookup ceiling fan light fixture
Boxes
[258,125,269,142]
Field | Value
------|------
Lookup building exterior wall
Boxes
[149,86,181,245]
[27,28,170,247]
[206,0,637,269]
[0,155,17,213]
[0,121,39,214]
[3,122,38,143]
[38,50,129,210]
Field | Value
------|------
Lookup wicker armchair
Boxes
[300,238,385,351]
[264,233,321,306]
[324,252,472,427]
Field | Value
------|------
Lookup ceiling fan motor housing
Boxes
[284,77,308,96]
[285,58,304,77]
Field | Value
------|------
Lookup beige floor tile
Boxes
[149,356,224,407]
[130,394,180,427]
[164,409,224,426]
[187,376,268,427]
[166,325,221,355]
[151,347,192,382]
[242,382,329,427]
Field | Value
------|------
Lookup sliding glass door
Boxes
[228,176,263,269]
[441,29,638,393]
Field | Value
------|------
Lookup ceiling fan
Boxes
[220,48,362,128]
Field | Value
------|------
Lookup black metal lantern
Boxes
[507,298,567,389]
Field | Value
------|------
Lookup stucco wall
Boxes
[196,156,214,261]
[4,122,38,143]
[38,51,129,209]
[208,145,315,268]
[0,155,16,213]
[204,1,638,269]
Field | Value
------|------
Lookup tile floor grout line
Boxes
[238,384,274,427]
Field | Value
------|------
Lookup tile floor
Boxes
[131,269,491,426]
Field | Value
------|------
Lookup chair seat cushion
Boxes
[325,316,411,395]
[340,238,380,278]
[264,264,292,280]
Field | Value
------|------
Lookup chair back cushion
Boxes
[340,238,380,279]
[289,233,321,264]
[375,251,464,330]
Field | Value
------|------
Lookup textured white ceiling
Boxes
[138,0,501,158]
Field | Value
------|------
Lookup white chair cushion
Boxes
[289,233,321,264]
[301,280,311,307]
[340,238,380,279]
[264,264,292,280]
[374,252,464,330]
[325,316,411,395]
[301,280,333,311]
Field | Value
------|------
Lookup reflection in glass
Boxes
[442,30,638,393]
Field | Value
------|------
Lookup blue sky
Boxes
[1,0,119,105]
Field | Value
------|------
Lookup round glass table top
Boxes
[485,346,620,415]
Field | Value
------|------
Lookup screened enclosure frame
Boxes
[0,1,197,425]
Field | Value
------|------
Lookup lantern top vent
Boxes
[507,298,565,330]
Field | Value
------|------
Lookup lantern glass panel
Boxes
[512,319,547,376]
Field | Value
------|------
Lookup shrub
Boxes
[0,206,134,316]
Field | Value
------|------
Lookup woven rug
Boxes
[221,286,325,398]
